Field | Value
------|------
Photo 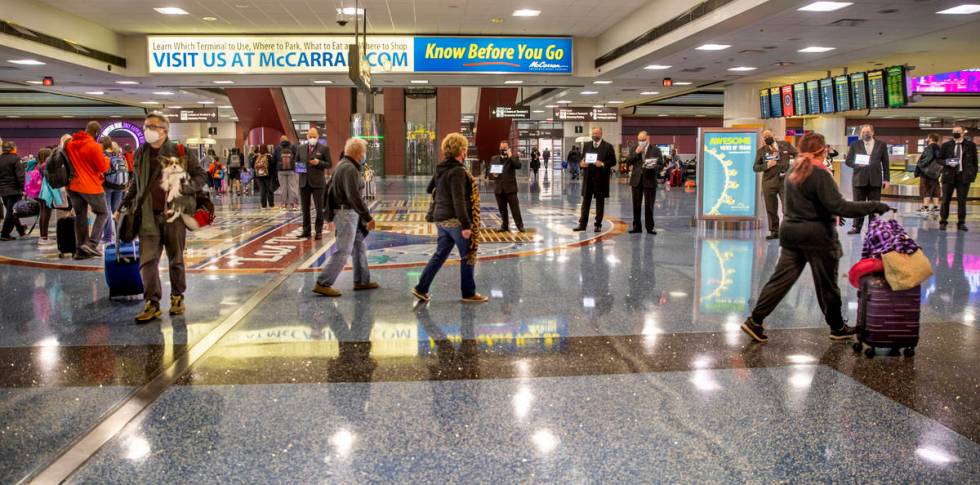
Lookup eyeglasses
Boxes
[143,125,165,131]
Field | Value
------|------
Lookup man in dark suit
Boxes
[490,140,524,232]
[845,124,890,234]
[574,126,617,233]
[754,129,798,240]
[627,130,663,235]
[939,125,979,231]
[296,127,332,240]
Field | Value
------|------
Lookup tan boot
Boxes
[312,283,342,297]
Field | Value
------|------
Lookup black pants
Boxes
[751,246,844,330]
[762,186,784,235]
[630,185,657,231]
[941,178,971,225]
[300,186,324,236]
[1,195,24,237]
[851,185,882,230]
[578,189,605,229]
[257,177,275,208]
[495,192,523,230]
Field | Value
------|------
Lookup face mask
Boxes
[862,134,873,142]
[308,137,317,144]
[765,137,775,145]
[143,129,160,144]
[953,133,963,140]
[639,140,647,147]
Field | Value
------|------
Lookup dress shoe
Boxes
[314,233,322,241]
[572,226,586,232]
[461,293,490,303]
[628,228,642,234]
[517,227,526,233]
[959,224,969,232]
[939,222,948,231]
[647,229,658,235]
[354,282,380,291]
[498,226,510,232]
[765,233,778,240]
[298,233,312,239]
[312,283,342,297]
[411,287,431,302]
[594,226,602,233]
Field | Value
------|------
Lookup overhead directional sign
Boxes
[491,106,531,119]
[553,106,619,122]
[160,107,219,123]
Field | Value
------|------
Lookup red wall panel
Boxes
[474,88,519,170]
[436,87,461,161]
[325,87,353,163]
[383,88,406,176]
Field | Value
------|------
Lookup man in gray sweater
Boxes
[313,137,378,297]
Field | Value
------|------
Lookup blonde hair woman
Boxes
[412,133,488,303]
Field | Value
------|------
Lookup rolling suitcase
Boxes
[669,168,683,187]
[104,233,143,300]
[853,275,920,358]
[56,216,76,257]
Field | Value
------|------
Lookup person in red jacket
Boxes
[65,121,110,259]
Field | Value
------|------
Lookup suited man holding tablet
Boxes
[574,126,617,233]
[845,124,890,234]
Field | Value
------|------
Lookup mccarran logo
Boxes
[529,61,566,71]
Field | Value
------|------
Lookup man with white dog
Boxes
[122,113,208,322]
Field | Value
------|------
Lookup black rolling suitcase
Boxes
[56,216,76,257]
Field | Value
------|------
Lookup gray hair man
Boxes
[844,123,890,234]
[312,137,378,297]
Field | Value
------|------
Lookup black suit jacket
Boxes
[581,140,617,198]
[939,139,979,184]
[490,154,521,195]
[296,142,332,189]
[754,141,797,191]
[627,144,663,189]
[845,139,890,188]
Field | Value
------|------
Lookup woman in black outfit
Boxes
[742,133,891,343]
[0,141,26,241]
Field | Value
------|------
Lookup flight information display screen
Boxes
[868,70,887,109]
[760,88,770,118]
[769,87,782,118]
[850,72,868,110]
[819,78,836,113]
[886,65,908,108]
[806,80,821,114]
[793,83,807,115]
[834,75,851,112]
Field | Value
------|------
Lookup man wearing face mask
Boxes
[939,125,979,231]
[574,126,617,233]
[489,140,524,232]
[313,137,378,297]
[295,127,332,240]
[844,124,890,234]
[754,129,798,240]
[626,131,663,235]
[122,113,208,322]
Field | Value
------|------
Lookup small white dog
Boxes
[160,157,200,230]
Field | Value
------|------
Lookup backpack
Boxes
[24,165,43,198]
[229,153,241,168]
[254,154,269,177]
[103,155,129,190]
[45,147,73,189]
[279,149,294,171]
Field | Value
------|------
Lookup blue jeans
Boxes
[414,224,476,298]
[316,209,370,287]
[102,189,124,240]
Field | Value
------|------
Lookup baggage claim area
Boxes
[0,1,979,483]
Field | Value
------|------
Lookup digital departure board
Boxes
[781,85,795,117]
[793,83,807,115]
[760,88,770,119]
[819,78,836,113]
[769,87,782,118]
[806,80,821,114]
[868,70,887,109]
[834,75,851,112]
[886,65,907,108]
[850,72,868,111]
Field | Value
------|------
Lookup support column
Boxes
[723,83,786,134]
[325,87,353,162]
[383,88,406,177]
[436,87,461,161]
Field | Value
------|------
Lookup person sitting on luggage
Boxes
[121,113,208,322]
[741,133,891,343]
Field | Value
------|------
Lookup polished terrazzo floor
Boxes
[1,171,979,483]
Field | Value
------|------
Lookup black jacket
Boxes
[845,139,890,187]
[627,144,663,189]
[581,140,617,198]
[781,166,884,252]
[326,156,371,223]
[754,141,797,190]
[428,157,473,230]
[567,149,582,166]
[939,139,979,184]
[0,154,25,197]
[490,154,521,195]
[915,143,942,179]
[296,141,331,189]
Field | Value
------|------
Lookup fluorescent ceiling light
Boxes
[85,91,104,95]
[640,91,659,95]
[513,9,541,17]
[696,44,731,51]
[6,116,20,118]
[728,66,757,71]
[199,101,214,104]
[153,91,174,95]
[644,64,671,70]
[545,104,558,108]
[8,59,45,65]
[557,100,572,104]
[532,110,545,113]
[608,101,624,104]
[218,105,232,109]
[673,81,693,85]
[938,4,980,14]
[581,91,598,95]
[116,80,139,85]
[202,16,217,21]
[110,115,122,118]
[797,2,853,12]
[170,106,183,109]
[593,80,613,84]
[505,80,523,84]
[592,105,604,108]
[658,114,668,117]
[337,7,364,15]
[61,115,74,118]
[154,7,189,15]
[213,80,234,84]
[313,80,334,84]
[410,80,428,84]
[26,80,43,85]
[798,46,836,53]
[140,101,159,104]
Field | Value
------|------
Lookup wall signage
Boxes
[99,121,144,147]
[553,106,619,122]
[490,106,531,119]
[160,107,219,123]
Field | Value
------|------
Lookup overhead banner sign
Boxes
[160,107,219,123]
[490,106,530,119]
[697,128,760,221]
[553,107,619,122]
[147,35,572,75]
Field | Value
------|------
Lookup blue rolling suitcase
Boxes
[104,237,143,300]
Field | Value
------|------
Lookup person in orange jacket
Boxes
[65,121,110,259]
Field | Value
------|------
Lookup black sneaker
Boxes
[829,325,858,340]
[958,224,969,232]
[740,317,768,343]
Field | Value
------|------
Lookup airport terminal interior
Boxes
[2,0,980,482]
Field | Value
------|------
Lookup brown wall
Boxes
[225,88,293,150]
[436,87,461,161]
[383,88,406,176]
[325,87,353,163]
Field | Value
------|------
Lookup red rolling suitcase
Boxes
[669,168,683,187]
[853,275,920,358]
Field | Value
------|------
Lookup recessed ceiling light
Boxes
[696,44,731,51]
[695,114,706,117]
[8,59,46,66]
[140,101,159,104]
[491,17,504,24]
[513,9,541,17]
[593,80,613,85]
[938,4,980,14]
[798,46,836,53]
[61,115,74,118]
[532,110,544,113]
[110,115,122,118]
[545,104,558,108]
[673,81,693,85]
[6,115,20,118]
[798,2,853,12]
[313,80,334,84]
[410,80,428,84]
[728,66,757,71]
[202,16,217,21]
[557,100,572,104]
[218,105,232,109]
[658,114,669,117]
[85,91,104,95]
[169,106,183,109]
[154,7,189,15]
[337,7,364,15]
[592,105,604,108]
[581,91,598,95]
[644,64,672,70]
[116,81,139,85]
[640,91,660,95]
[505,80,523,84]
[199,101,214,104]
[153,91,175,95]
[213,80,234,84]
[26,80,43,85]
[608,101,624,104]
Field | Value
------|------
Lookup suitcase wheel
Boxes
[903,347,916,357]
[852,341,863,353]
[864,347,876,358]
